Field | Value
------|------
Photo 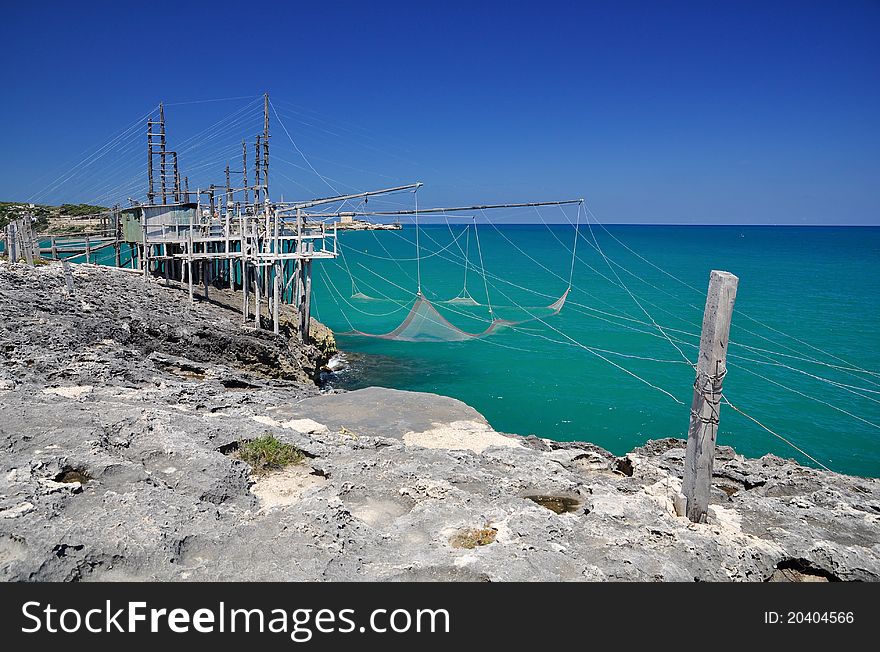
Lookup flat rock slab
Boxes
[288,387,489,440]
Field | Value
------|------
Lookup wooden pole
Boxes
[241,214,249,322]
[301,258,312,341]
[263,92,269,200]
[254,136,262,211]
[187,246,193,304]
[242,140,249,207]
[28,218,39,263]
[159,102,167,204]
[84,235,91,264]
[202,244,210,300]
[147,118,155,204]
[242,260,249,324]
[6,224,16,262]
[254,264,261,328]
[186,209,194,303]
[293,259,302,310]
[141,233,148,278]
[173,152,181,203]
[22,220,34,266]
[114,205,121,267]
[254,223,261,328]
[273,261,281,335]
[682,269,739,523]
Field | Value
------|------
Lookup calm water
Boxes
[313,224,880,478]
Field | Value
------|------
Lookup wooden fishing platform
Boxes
[0,93,415,342]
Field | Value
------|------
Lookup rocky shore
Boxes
[0,262,877,581]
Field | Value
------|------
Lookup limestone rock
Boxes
[0,262,877,582]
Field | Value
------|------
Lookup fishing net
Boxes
[443,290,481,306]
[343,289,569,342]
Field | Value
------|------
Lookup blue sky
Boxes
[1,1,878,224]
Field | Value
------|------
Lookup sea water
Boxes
[315,224,880,478]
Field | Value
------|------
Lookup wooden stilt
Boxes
[242,260,249,324]
[187,232,194,305]
[273,261,281,335]
[254,264,261,328]
[164,244,171,283]
[203,244,209,300]
[301,259,312,341]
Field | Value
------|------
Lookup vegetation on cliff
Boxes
[0,201,107,231]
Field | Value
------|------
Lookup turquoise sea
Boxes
[313,224,880,478]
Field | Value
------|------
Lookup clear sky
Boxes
[2,1,878,224]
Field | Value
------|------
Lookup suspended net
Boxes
[443,290,481,306]
[336,193,582,342]
[341,289,569,342]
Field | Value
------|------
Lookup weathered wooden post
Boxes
[22,219,34,266]
[682,270,739,523]
[5,224,15,262]
[61,261,75,296]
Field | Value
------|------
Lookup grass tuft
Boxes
[238,434,304,474]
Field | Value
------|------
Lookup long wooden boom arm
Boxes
[275,183,423,212]
[302,198,583,219]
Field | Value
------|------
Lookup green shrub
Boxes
[59,203,107,216]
